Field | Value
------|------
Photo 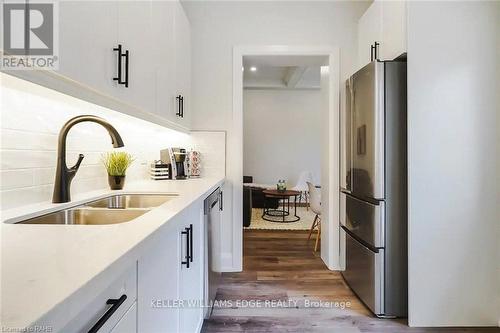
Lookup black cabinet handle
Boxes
[370,42,380,62]
[188,224,193,263]
[181,227,190,268]
[175,95,182,117]
[113,44,129,87]
[88,294,127,333]
[124,49,129,88]
[219,191,223,211]
[176,95,184,118]
[113,44,123,84]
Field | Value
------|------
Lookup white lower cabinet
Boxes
[110,302,137,333]
[60,264,137,333]
[138,221,180,332]
[137,202,205,333]
[59,200,205,332]
[179,202,204,333]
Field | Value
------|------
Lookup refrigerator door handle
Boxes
[342,77,354,193]
[341,226,380,253]
[347,77,354,192]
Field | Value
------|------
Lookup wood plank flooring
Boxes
[202,230,498,333]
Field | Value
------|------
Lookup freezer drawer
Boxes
[342,227,384,315]
[341,192,385,248]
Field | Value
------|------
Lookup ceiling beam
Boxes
[283,66,307,88]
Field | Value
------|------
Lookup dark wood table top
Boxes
[262,189,301,197]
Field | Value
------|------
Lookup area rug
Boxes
[246,206,317,230]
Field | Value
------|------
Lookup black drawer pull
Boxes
[88,294,127,333]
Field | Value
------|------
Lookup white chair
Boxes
[307,181,321,252]
[292,171,313,210]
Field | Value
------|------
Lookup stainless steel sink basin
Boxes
[84,194,176,209]
[16,208,149,225]
[9,194,177,225]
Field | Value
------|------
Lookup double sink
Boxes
[15,194,177,225]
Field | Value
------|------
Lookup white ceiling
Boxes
[243,55,327,90]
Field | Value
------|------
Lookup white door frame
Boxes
[231,45,341,271]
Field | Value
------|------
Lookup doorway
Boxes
[242,55,324,251]
[231,46,341,271]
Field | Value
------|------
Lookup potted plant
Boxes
[101,152,135,190]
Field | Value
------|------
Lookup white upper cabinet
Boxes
[11,0,192,132]
[150,0,192,130]
[380,0,407,61]
[173,1,192,128]
[152,1,177,123]
[58,1,118,97]
[357,0,407,69]
[114,1,155,115]
[358,0,382,69]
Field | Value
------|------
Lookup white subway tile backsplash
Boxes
[0,184,53,210]
[33,168,56,186]
[0,151,57,169]
[190,131,226,178]
[71,176,108,195]
[1,73,226,210]
[0,169,34,190]
[1,129,57,151]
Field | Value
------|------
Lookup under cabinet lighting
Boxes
[250,66,257,72]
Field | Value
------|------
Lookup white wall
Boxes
[407,1,500,327]
[184,0,369,270]
[0,73,225,211]
[243,89,321,186]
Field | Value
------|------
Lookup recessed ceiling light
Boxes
[250,66,257,72]
[242,66,244,71]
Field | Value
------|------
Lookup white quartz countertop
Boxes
[0,177,224,330]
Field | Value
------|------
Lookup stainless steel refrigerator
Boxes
[340,61,407,318]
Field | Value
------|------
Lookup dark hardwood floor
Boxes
[202,230,498,333]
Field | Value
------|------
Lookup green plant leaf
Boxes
[101,152,135,176]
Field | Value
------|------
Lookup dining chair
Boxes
[307,181,321,252]
[292,171,313,210]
